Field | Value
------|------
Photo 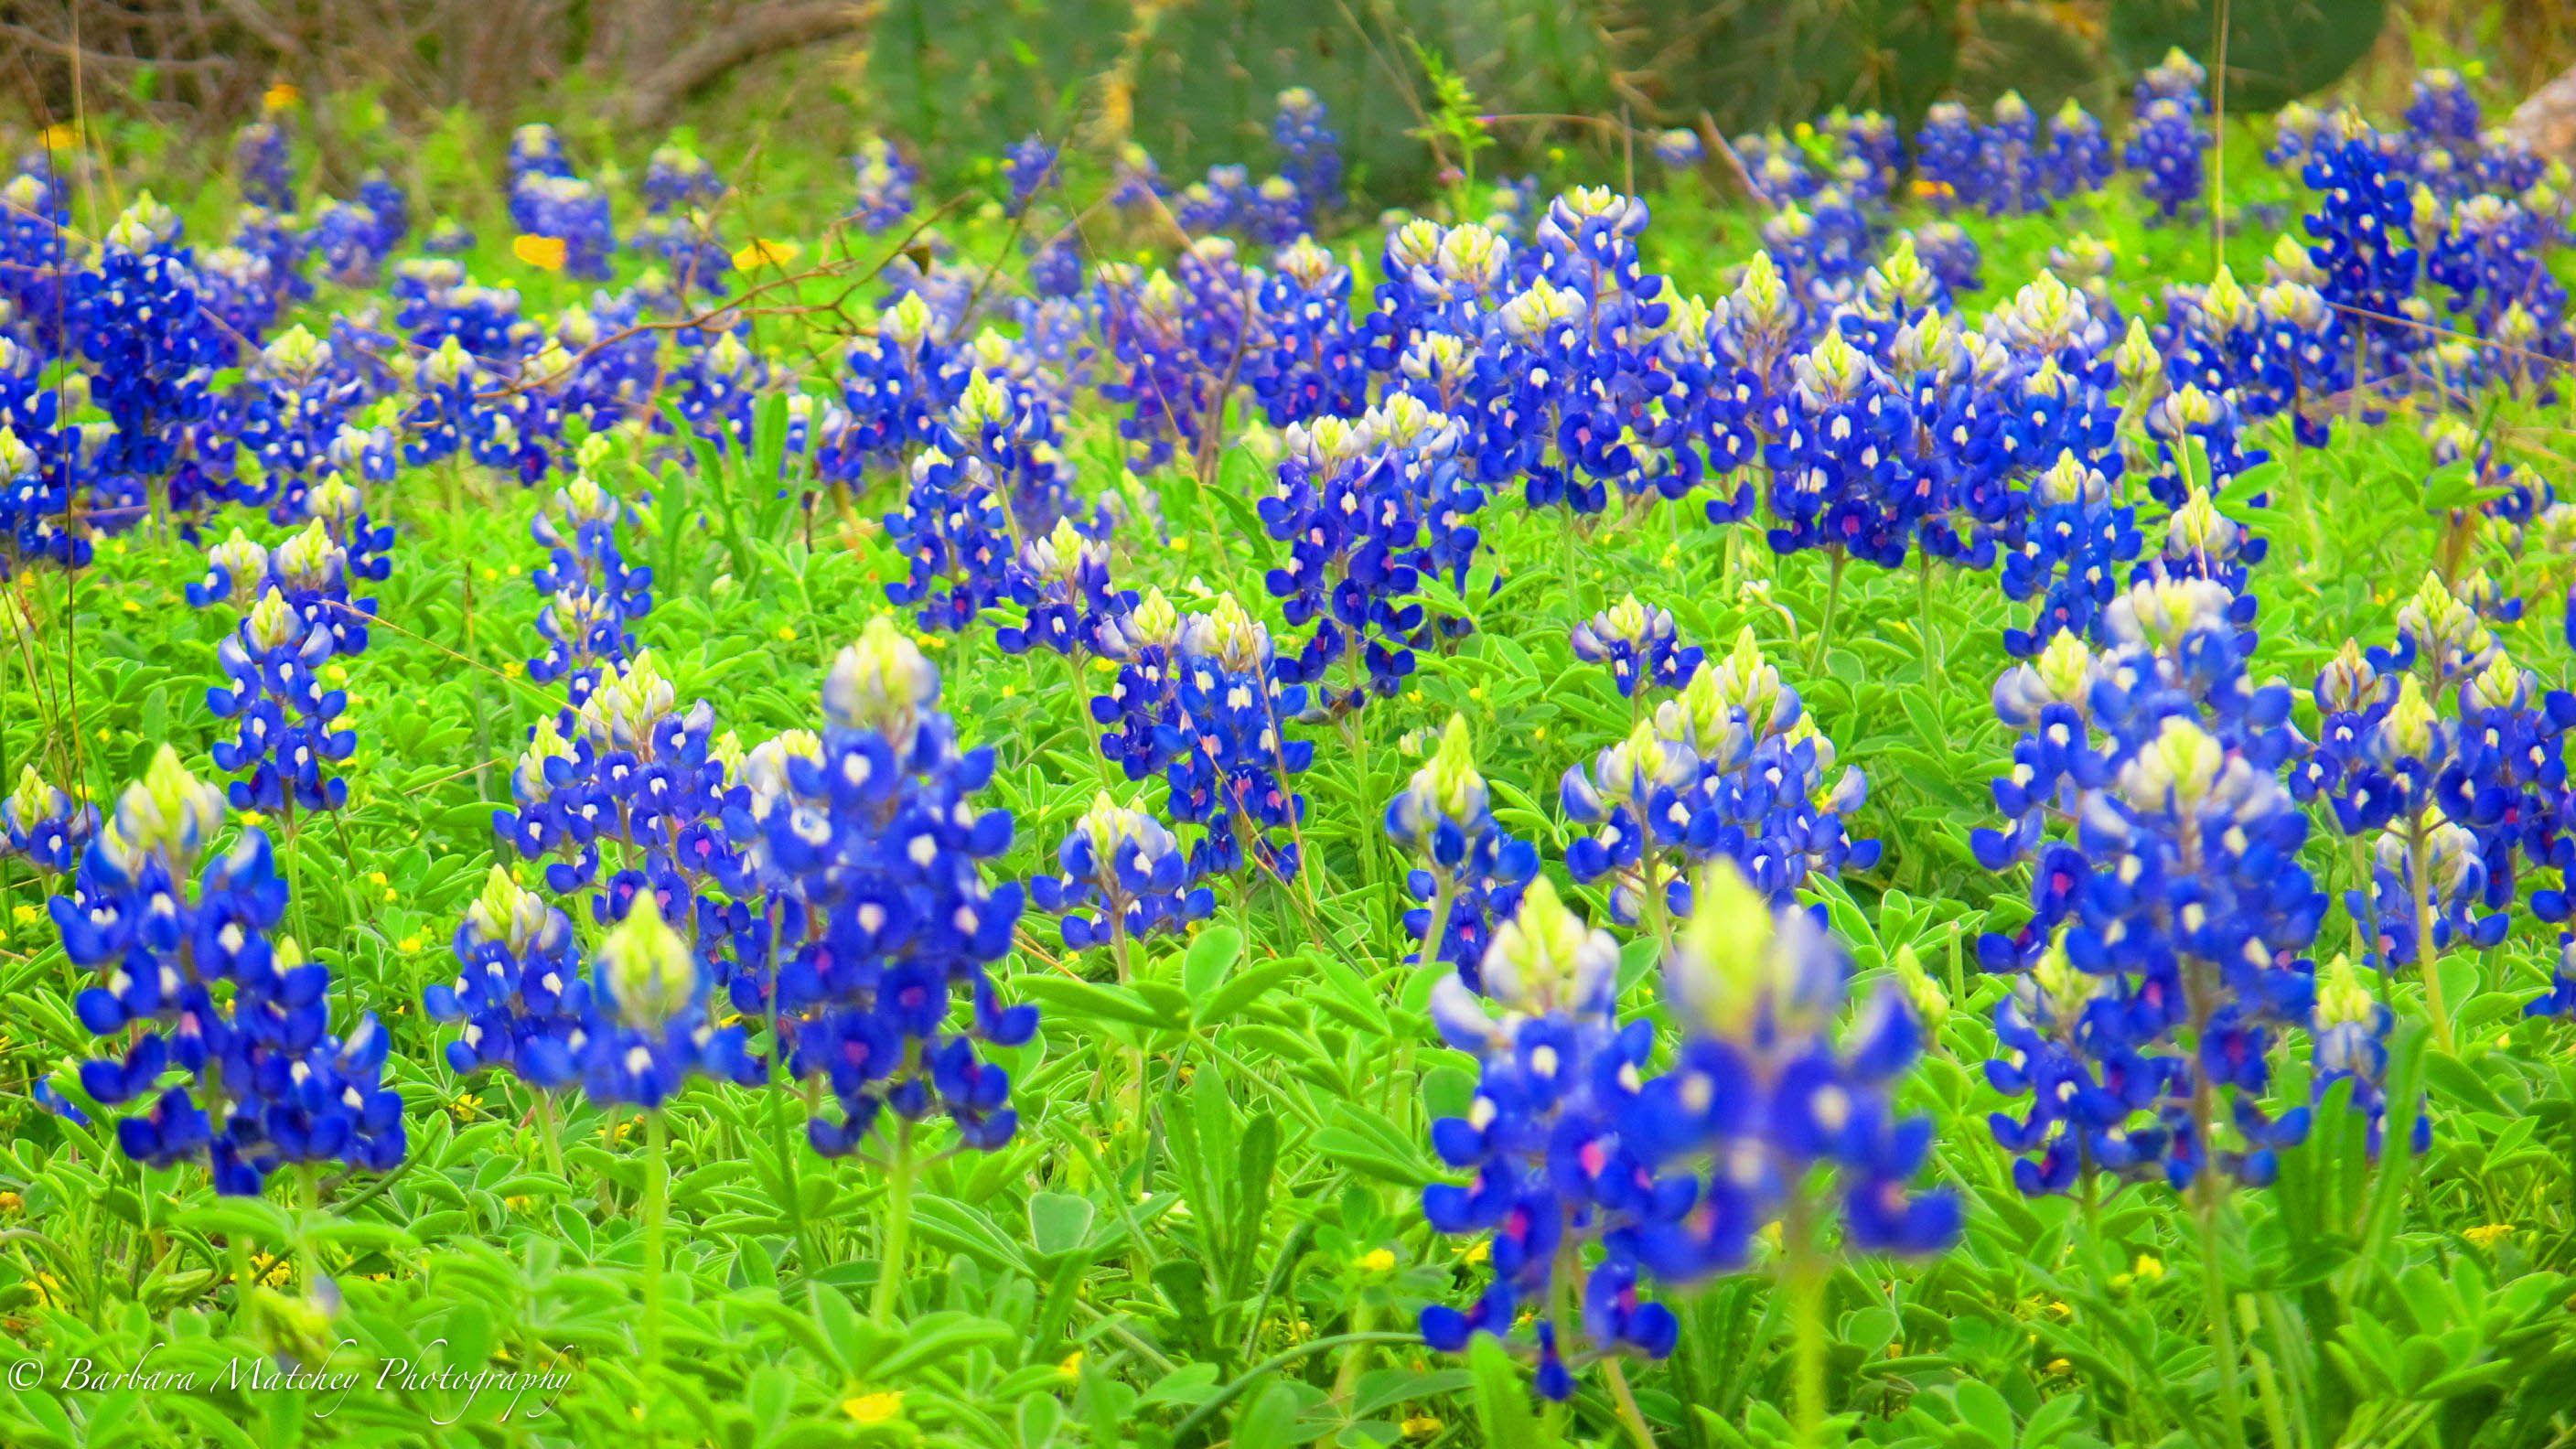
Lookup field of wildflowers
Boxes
[4,28,2576,1449]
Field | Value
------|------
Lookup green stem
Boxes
[1785,1193,1829,1449]
[2193,1187,2249,1449]
[874,1117,915,1323]
[1602,1357,1660,1449]
[2406,824,2455,1054]
[1812,552,1848,671]
[296,1165,319,1288]
[1916,554,1940,673]
[642,1110,669,1406]
[2239,1294,2297,1449]
[534,1091,566,1179]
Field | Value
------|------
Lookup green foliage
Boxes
[2109,0,2393,111]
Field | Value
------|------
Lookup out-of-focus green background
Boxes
[4,0,2563,209]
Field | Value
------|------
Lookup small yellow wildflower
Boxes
[448,1093,484,1122]
[513,235,568,272]
[503,661,526,678]
[1401,1413,1442,1440]
[1057,1350,1084,1378]
[368,871,389,886]
[776,624,798,641]
[843,1391,904,1424]
[1000,684,1017,699]
[2132,1252,2163,1281]
[0,1191,22,1213]
[325,663,350,684]
[120,599,142,615]
[734,239,802,272]
[10,904,37,926]
[2464,1224,2514,1248]
[1461,1240,1490,1265]
[263,82,301,112]
[397,935,423,954]
[1358,1248,1397,1273]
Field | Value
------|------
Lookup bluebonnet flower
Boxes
[1030,792,1211,969]
[665,327,773,451]
[2043,101,2113,200]
[1110,144,1166,210]
[1387,714,1536,988]
[2123,50,2210,220]
[1570,594,1701,700]
[0,393,91,575]
[401,335,557,483]
[2407,69,2482,151]
[306,200,392,289]
[2299,116,2421,394]
[1913,103,1981,211]
[233,118,295,211]
[1419,877,1671,1399]
[530,467,653,712]
[1977,93,2048,215]
[1912,222,1982,298]
[2425,194,2569,390]
[1097,241,1255,469]
[1273,87,1343,220]
[1761,194,1873,307]
[512,175,618,281]
[724,618,1033,1151]
[2310,952,2421,1154]
[1623,860,1959,1283]
[574,891,758,1110]
[194,246,284,360]
[358,169,408,249]
[0,168,72,349]
[51,747,405,1194]
[1976,576,2323,1194]
[1565,628,1878,928]
[72,198,223,524]
[1763,327,1914,570]
[424,866,588,1087]
[508,123,573,186]
[1166,594,1315,883]
[883,369,1077,631]
[644,143,725,214]
[1650,128,1704,169]
[1257,412,1444,713]
[633,212,733,297]
[1003,135,1059,218]
[1824,110,1905,198]
[823,292,967,482]
[202,532,361,813]
[1244,237,1370,426]
[1466,190,1693,515]
[227,203,311,311]
[2530,938,2576,1019]
[3,764,95,875]
[223,324,369,521]
[424,218,475,255]
[1089,585,1188,782]
[997,515,1130,659]
[852,134,918,232]
[2002,452,2141,658]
